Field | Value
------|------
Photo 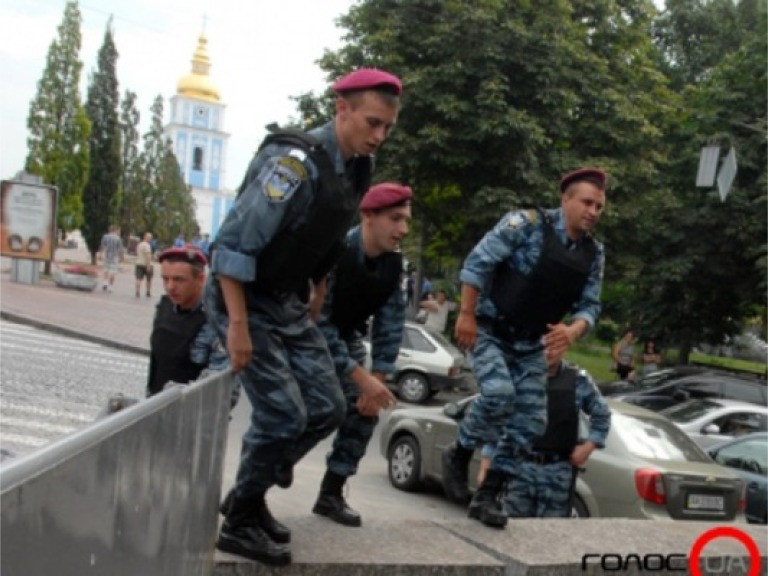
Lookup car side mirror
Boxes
[702,423,720,435]
[443,402,461,418]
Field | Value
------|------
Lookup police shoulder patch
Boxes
[262,154,308,202]
[507,209,538,229]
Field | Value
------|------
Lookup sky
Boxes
[0,0,356,190]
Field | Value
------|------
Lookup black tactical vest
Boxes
[490,209,596,335]
[249,126,372,299]
[330,246,403,337]
[148,296,207,396]
[533,364,579,455]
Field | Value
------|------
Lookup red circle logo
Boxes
[689,526,761,576]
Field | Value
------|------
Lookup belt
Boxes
[521,451,567,465]
[477,317,543,342]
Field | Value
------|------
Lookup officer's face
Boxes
[161,261,205,310]
[361,204,411,256]
[561,183,605,238]
[335,92,399,160]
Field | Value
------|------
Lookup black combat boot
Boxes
[219,489,291,544]
[467,468,505,521]
[312,470,362,527]
[275,462,294,489]
[441,441,474,503]
[216,493,292,565]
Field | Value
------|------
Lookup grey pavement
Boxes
[2,251,767,575]
[1,247,155,355]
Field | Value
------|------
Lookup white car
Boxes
[365,321,473,404]
[660,398,768,449]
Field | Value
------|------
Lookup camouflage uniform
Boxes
[317,225,405,478]
[458,208,604,469]
[501,362,611,517]
[205,120,363,497]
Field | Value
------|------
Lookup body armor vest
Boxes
[148,296,207,395]
[533,365,579,455]
[490,209,596,335]
[330,247,403,337]
[249,126,372,298]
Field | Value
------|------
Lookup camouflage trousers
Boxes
[458,327,547,474]
[503,460,574,518]
[205,288,345,496]
[326,339,378,478]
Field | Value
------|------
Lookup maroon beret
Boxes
[158,245,208,267]
[332,68,402,96]
[559,168,607,193]
[360,183,413,211]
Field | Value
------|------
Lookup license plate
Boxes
[687,494,724,510]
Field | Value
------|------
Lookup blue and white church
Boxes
[165,34,234,239]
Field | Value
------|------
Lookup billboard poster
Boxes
[0,180,58,261]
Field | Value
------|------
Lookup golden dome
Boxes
[176,34,220,102]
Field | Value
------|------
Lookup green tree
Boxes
[82,19,122,263]
[117,90,144,239]
[302,0,671,279]
[140,95,197,246]
[631,0,767,361]
[24,0,90,237]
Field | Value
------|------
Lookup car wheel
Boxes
[571,495,590,518]
[388,435,421,491]
[397,371,431,404]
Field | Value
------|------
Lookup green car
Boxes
[380,397,747,521]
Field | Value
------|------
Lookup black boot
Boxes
[275,462,294,489]
[219,489,291,544]
[468,469,507,528]
[255,498,291,544]
[441,441,473,503]
[312,470,361,527]
[217,493,292,565]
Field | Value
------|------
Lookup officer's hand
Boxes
[454,311,477,351]
[356,394,380,417]
[570,441,595,468]
[359,372,397,411]
[226,320,252,373]
[543,322,575,361]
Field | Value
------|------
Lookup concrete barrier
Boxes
[0,372,232,576]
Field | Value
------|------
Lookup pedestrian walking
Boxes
[135,232,154,298]
[99,225,122,292]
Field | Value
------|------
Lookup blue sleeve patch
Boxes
[261,155,307,202]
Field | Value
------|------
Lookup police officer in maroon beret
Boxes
[207,68,402,565]
[309,183,411,528]
[443,167,608,528]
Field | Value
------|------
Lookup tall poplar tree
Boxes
[118,90,144,239]
[25,0,90,237]
[140,95,197,246]
[82,19,121,263]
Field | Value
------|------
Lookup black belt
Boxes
[521,451,568,465]
[477,317,543,342]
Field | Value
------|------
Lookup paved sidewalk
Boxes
[1,248,157,354]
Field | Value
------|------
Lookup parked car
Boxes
[708,432,768,524]
[380,397,746,521]
[612,371,767,411]
[599,365,712,396]
[364,321,473,404]
[660,398,768,449]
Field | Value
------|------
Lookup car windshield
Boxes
[660,399,723,423]
[633,369,682,390]
[612,411,711,463]
[423,327,457,350]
